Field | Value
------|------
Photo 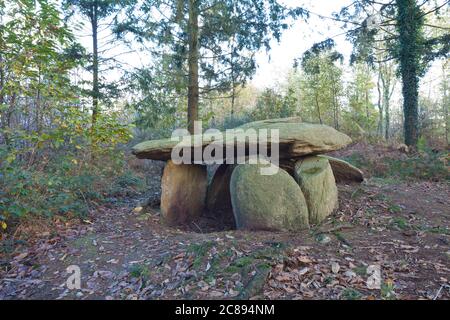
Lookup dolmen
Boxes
[132,117,364,231]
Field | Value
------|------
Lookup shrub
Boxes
[343,148,449,182]
[0,154,147,235]
[383,151,449,181]
[0,109,142,235]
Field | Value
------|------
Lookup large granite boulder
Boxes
[160,160,207,226]
[294,156,338,225]
[132,120,352,162]
[230,163,309,231]
[235,120,351,158]
[236,116,302,130]
[318,155,364,183]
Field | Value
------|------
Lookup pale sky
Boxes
[75,0,354,88]
[252,0,354,88]
[74,0,446,99]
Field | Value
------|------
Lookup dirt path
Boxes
[1,179,449,300]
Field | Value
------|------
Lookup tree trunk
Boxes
[314,90,322,124]
[383,82,391,141]
[187,0,199,134]
[36,66,42,134]
[378,61,396,141]
[0,56,5,146]
[376,71,383,137]
[380,66,389,140]
[91,4,99,131]
[396,0,420,147]
[399,62,419,146]
[443,68,449,146]
[231,85,236,117]
[0,43,9,149]
[365,89,369,119]
[3,94,15,150]
[330,74,339,130]
[230,40,236,117]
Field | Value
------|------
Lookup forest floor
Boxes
[0,144,449,300]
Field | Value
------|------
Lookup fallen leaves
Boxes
[1,178,449,301]
[331,262,340,274]
[297,255,312,264]
[133,207,143,213]
[14,252,28,262]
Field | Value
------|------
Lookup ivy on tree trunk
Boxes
[396,0,422,147]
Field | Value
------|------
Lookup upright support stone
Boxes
[230,163,309,231]
[206,164,234,212]
[160,160,207,226]
[294,156,338,225]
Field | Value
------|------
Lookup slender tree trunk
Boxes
[380,67,389,140]
[379,62,396,141]
[0,57,3,108]
[230,40,236,117]
[365,89,369,119]
[0,14,5,147]
[3,94,15,150]
[445,106,449,147]
[187,0,199,134]
[314,90,322,124]
[231,85,236,117]
[0,44,9,148]
[383,83,391,141]
[443,67,449,146]
[330,74,339,130]
[396,0,420,147]
[91,5,99,131]
[377,71,383,137]
[36,67,42,134]
[0,57,4,142]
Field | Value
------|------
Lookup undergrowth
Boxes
[344,147,449,182]
[0,153,146,236]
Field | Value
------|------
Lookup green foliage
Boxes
[344,63,379,136]
[129,263,151,280]
[417,136,427,153]
[124,66,187,132]
[391,217,409,231]
[62,0,134,108]
[295,48,344,128]
[0,0,137,235]
[384,151,449,181]
[0,148,145,231]
[117,0,307,128]
[340,0,449,146]
[119,0,307,94]
[0,159,89,222]
[344,148,449,182]
[381,281,396,300]
[341,288,362,300]
[64,0,134,21]
[108,170,146,198]
[187,241,215,269]
[251,88,299,121]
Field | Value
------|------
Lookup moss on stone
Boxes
[295,156,338,225]
[230,163,309,231]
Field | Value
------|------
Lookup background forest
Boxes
[0,0,448,233]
